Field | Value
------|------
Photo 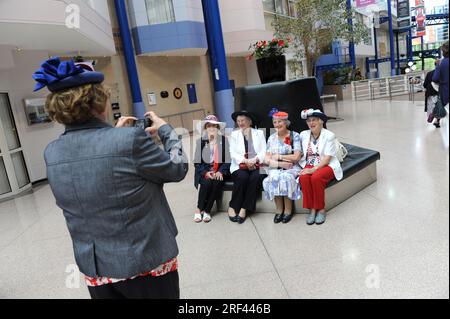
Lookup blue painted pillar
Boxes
[408,28,414,62]
[396,32,401,75]
[346,0,356,70]
[373,25,380,78]
[201,0,234,127]
[387,0,396,76]
[114,0,146,118]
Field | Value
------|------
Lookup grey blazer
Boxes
[44,118,188,278]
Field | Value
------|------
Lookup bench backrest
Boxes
[234,77,325,137]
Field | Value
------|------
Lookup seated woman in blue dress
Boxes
[262,109,302,224]
[194,115,230,223]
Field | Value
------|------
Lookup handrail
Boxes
[352,71,425,101]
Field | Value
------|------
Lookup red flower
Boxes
[246,54,253,61]
[272,38,278,43]
[284,136,291,145]
[257,41,263,48]
[278,40,285,47]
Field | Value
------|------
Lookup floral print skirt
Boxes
[262,169,301,201]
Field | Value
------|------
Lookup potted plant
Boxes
[247,38,289,84]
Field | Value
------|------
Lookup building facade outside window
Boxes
[145,0,175,25]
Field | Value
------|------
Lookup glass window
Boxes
[275,0,289,15]
[11,151,30,189]
[0,157,12,195]
[263,0,276,13]
[145,0,175,25]
[0,93,21,151]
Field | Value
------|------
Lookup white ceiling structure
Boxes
[0,0,116,59]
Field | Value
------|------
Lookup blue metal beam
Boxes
[387,0,396,76]
[114,0,146,118]
[346,0,356,70]
[201,0,234,127]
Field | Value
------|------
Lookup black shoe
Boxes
[274,213,284,224]
[282,213,293,224]
[229,215,238,223]
[236,215,247,224]
[434,122,441,128]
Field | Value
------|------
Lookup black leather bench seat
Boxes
[222,143,380,191]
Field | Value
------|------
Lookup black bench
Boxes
[214,78,381,213]
[216,143,380,213]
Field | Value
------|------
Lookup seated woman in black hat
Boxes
[193,115,230,223]
[228,110,267,224]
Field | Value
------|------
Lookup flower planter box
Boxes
[256,55,286,84]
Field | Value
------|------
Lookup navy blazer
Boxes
[194,135,231,189]
[45,118,188,278]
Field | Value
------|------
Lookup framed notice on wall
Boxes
[23,98,52,125]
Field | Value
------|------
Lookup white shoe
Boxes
[202,212,211,223]
[194,212,203,223]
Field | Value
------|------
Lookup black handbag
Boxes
[433,96,447,119]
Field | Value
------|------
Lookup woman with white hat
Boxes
[299,109,343,225]
[194,115,230,223]
[262,108,302,224]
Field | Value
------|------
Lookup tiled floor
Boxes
[0,94,448,299]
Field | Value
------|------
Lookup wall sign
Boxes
[173,88,183,100]
[148,92,157,106]
[23,98,52,125]
[187,83,197,104]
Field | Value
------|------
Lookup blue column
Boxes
[373,25,380,78]
[396,32,400,75]
[114,0,146,119]
[387,0,396,76]
[201,0,234,127]
[408,28,414,61]
[346,0,356,70]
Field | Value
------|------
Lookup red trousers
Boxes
[299,165,335,210]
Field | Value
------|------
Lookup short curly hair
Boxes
[45,83,109,125]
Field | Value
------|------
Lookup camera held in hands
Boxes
[133,117,153,130]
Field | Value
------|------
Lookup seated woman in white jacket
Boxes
[228,111,267,224]
[298,109,343,225]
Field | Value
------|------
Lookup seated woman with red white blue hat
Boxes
[262,108,302,224]
[299,109,343,225]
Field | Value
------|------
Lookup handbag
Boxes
[239,132,261,170]
[433,96,448,119]
[335,139,348,163]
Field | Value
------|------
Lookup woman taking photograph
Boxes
[228,110,266,224]
[262,109,302,224]
[298,109,342,225]
[194,115,230,223]
[34,57,187,299]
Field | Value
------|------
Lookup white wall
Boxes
[0,0,115,56]
[173,0,204,22]
[219,0,272,56]
[0,49,64,182]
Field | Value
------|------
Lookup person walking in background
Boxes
[423,60,440,124]
[432,41,449,128]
